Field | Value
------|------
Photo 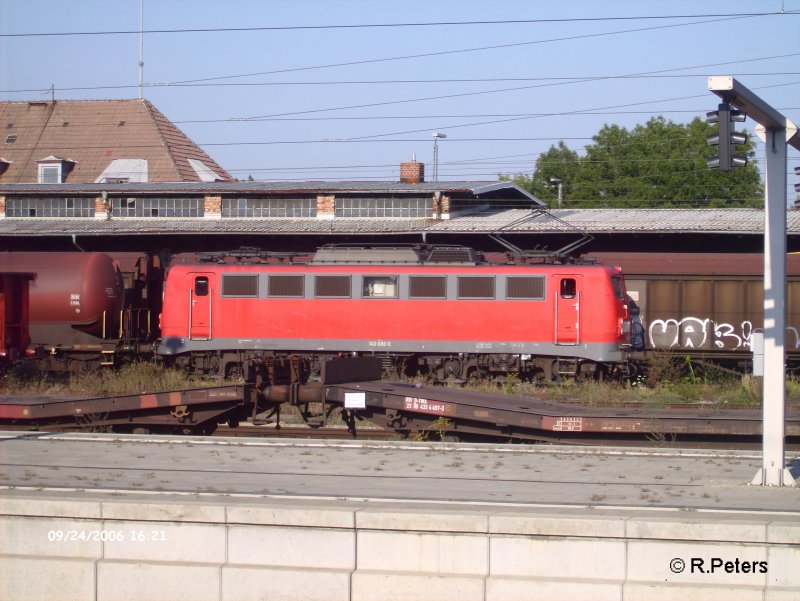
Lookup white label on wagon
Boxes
[344,392,366,409]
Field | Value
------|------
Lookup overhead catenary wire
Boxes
[2,13,796,189]
[3,68,799,95]
[2,11,796,38]
[163,13,784,86]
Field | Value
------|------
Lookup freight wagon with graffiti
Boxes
[589,252,800,370]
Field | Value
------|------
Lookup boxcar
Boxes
[589,252,800,367]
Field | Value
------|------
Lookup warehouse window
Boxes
[222,197,316,218]
[506,276,545,300]
[457,276,495,299]
[6,196,95,217]
[335,196,432,218]
[222,274,258,297]
[315,275,351,298]
[111,197,203,217]
[409,276,446,299]
[362,275,398,298]
[268,275,304,297]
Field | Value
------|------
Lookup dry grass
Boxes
[3,358,797,411]
[1,361,218,397]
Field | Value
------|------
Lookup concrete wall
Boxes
[1,494,798,601]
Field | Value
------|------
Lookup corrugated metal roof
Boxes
[429,208,774,234]
[0,179,539,197]
[0,208,796,236]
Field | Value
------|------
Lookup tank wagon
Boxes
[589,252,800,369]
[0,252,162,370]
[157,245,633,382]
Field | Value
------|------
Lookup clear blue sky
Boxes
[2,0,798,199]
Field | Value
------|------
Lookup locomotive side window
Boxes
[506,276,545,300]
[457,276,495,299]
[560,278,577,299]
[222,274,258,297]
[363,276,398,298]
[269,275,304,297]
[194,276,209,296]
[409,276,446,299]
[315,275,351,298]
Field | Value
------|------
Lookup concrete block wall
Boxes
[1,494,798,601]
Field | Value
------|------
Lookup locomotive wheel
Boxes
[225,363,244,381]
[466,367,486,382]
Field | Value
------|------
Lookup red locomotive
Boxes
[158,246,633,381]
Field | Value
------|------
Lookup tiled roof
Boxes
[0,208,795,236]
[0,99,233,183]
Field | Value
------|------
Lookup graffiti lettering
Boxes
[648,317,800,350]
[648,317,711,349]
[649,318,759,351]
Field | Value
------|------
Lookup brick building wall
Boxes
[317,195,335,219]
[204,195,222,219]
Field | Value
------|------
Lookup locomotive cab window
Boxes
[194,276,209,296]
[560,278,577,299]
[362,275,398,298]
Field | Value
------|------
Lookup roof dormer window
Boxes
[39,164,61,183]
[36,155,76,184]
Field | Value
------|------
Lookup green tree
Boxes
[500,142,581,208]
[506,116,762,208]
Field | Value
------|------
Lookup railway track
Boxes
[1,421,797,450]
[211,424,800,452]
[2,369,798,451]
[213,425,394,440]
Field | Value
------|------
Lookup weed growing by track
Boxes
[2,356,798,410]
[0,361,219,397]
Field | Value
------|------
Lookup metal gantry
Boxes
[708,76,800,486]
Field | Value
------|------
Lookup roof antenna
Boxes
[138,0,145,99]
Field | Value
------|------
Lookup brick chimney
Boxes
[400,158,425,184]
